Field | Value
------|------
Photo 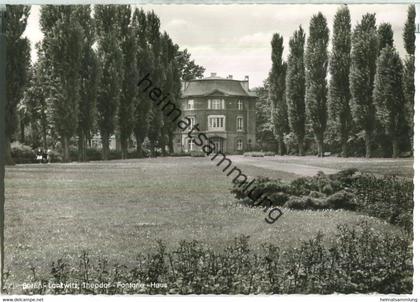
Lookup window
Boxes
[186,116,196,130]
[187,139,194,151]
[237,139,243,151]
[208,99,225,110]
[237,116,244,131]
[208,115,225,131]
[238,100,243,110]
[187,99,194,110]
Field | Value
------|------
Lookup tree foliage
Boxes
[305,13,329,157]
[132,8,153,156]
[95,5,123,160]
[118,5,137,159]
[349,13,378,158]
[286,26,306,156]
[373,46,404,158]
[5,5,31,164]
[176,48,205,81]
[329,6,352,157]
[75,6,99,161]
[146,11,164,156]
[403,4,415,56]
[40,5,83,162]
[269,33,288,155]
[378,23,394,52]
[403,5,415,151]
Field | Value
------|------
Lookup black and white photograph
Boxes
[0,1,417,300]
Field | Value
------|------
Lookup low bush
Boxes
[169,152,190,157]
[231,177,289,201]
[190,151,205,157]
[351,174,413,231]
[243,152,264,157]
[267,191,289,206]
[10,142,36,164]
[231,169,413,231]
[17,223,412,295]
[263,151,276,156]
[326,190,356,210]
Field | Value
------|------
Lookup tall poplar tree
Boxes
[329,6,352,157]
[40,5,83,162]
[75,6,99,161]
[286,26,306,156]
[118,5,137,159]
[133,8,153,156]
[176,48,205,81]
[305,13,329,157]
[378,23,394,52]
[373,46,404,158]
[349,13,378,158]
[403,5,415,151]
[161,32,182,154]
[269,33,288,155]
[404,5,416,56]
[95,5,123,160]
[5,5,30,164]
[23,49,51,150]
[146,11,164,157]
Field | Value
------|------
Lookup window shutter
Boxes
[208,99,211,109]
[222,99,225,109]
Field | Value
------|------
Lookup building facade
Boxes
[173,73,257,154]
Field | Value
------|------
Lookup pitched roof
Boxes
[182,78,257,98]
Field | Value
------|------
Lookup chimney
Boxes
[210,72,217,77]
[228,75,233,79]
[241,75,249,91]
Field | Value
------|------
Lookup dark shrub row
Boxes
[11,143,212,163]
[14,223,412,295]
[231,169,413,231]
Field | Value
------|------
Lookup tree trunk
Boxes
[160,128,167,157]
[316,133,324,158]
[115,131,121,152]
[340,114,349,158]
[341,139,348,158]
[102,133,110,160]
[83,137,87,161]
[392,137,399,159]
[63,136,70,162]
[278,134,285,156]
[317,142,324,157]
[160,141,167,157]
[20,118,25,143]
[5,139,14,165]
[78,131,84,162]
[168,132,174,154]
[150,141,156,157]
[135,134,144,157]
[365,131,371,158]
[297,138,304,156]
[42,128,47,151]
[121,136,128,160]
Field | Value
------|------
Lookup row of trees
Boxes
[267,5,415,158]
[6,5,205,164]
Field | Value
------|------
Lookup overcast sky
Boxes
[25,4,409,88]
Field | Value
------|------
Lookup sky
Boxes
[24,4,409,88]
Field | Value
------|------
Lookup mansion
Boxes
[173,73,257,154]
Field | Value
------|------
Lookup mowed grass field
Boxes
[4,156,413,288]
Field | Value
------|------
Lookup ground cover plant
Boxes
[11,222,412,295]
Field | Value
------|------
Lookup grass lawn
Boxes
[4,156,411,292]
